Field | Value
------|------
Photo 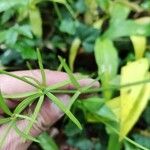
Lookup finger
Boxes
[0,94,70,150]
[0,100,19,114]
[0,70,99,95]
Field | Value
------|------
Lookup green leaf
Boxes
[64,121,81,137]
[68,91,81,109]
[110,1,130,22]
[17,25,33,39]
[0,117,11,125]
[38,132,59,150]
[58,56,80,89]
[69,37,81,71]
[45,75,84,92]
[5,28,18,46]
[15,114,37,123]
[0,70,40,89]
[4,91,36,99]
[46,92,82,129]
[37,49,46,86]
[81,97,117,122]
[25,95,44,135]
[76,22,100,52]
[23,75,41,86]
[1,9,15,24]
[0,30,7,43]
[15,42,37,60]
[29,6,42,38]
[59,19,76,35]
[74,0,86,13]
[0,91,12,116]
[13,123,40,143]
[103,20,150,39]
[49,0,66,4]
[124,138,149,150]
[132,133,150,149]
[96,0,110,12]
[94,38,119,99]
[14,93,41,114]
[141,0,150,10]
[107,134,121,150]
[0,0,28,12]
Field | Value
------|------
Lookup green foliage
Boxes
[95,38,119,99]
[38,132,59,150]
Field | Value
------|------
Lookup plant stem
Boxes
[0,70,42,90]
[50,79,150,94]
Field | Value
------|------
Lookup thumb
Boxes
[1,94,70,150]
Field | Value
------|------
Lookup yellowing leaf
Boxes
[29,6,42,38]
[120,58,150,140]
[130,17,150,60]
[130,36,146,59]
[120,76,150,140]
[69,38,81,71]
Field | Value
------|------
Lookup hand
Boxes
[0,69,99,150]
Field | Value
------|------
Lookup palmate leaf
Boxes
[0,91,12,116]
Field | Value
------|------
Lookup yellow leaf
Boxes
[130,17,150,59]
[130,36,146,59]
[29,6,42,38]
[120,58,150,140]
[69,38,81,71]
[120,76,150,140]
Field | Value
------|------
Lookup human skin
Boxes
[0,70,99,150]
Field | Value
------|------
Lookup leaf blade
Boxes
[0,91,12,116]
[46,92,82,129]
